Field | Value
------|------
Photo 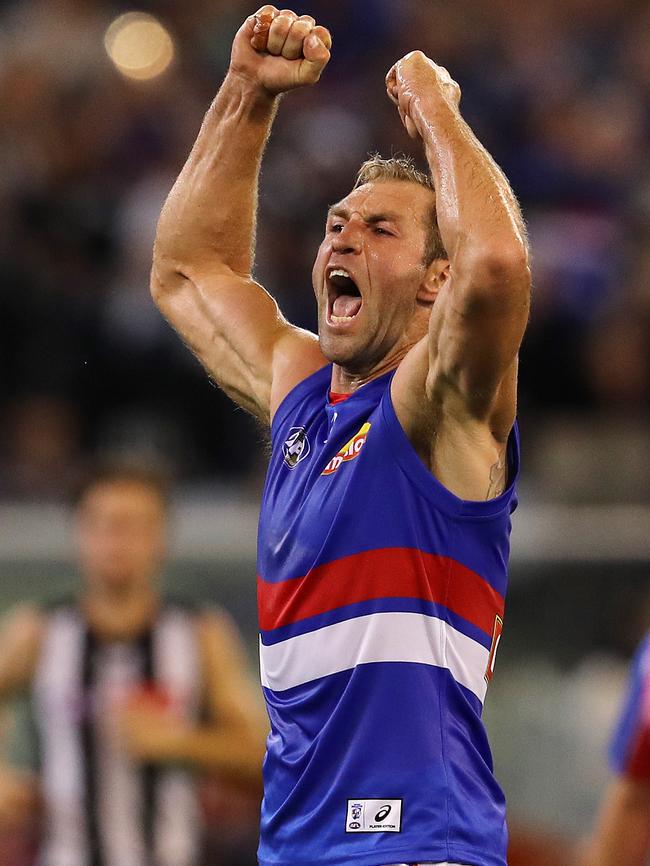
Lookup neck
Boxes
[330,341,415,394]
[81,580,159,641]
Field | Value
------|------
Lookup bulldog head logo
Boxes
[282,427,310,469]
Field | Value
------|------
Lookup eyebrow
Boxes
[327,205,402,225]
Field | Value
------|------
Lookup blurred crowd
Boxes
[1,0,649,500]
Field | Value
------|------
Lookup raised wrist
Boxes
[225,68,280,113]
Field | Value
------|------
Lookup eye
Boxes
[329,223,344,233]
[373,226,392,236]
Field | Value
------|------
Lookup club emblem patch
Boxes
[282,427,310,469]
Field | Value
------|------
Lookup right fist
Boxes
[230,6,332,96]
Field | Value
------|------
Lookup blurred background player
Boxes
[0,465,266,866]
[581,631,650,866]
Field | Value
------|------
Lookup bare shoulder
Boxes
[196,607,241,646]
[195,608,251,673]
[270,326,328,422]
[0,604,45,693]
[0,604,45,650]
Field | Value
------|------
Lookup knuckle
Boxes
[312,25,331,48]
[290,18,312,33]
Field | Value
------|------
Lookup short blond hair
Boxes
[354,154,446,263]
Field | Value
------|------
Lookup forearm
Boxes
[162,723,265,786]
[418,94,528,274]
[154,72,278,282]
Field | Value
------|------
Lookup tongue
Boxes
[332,295,362,318]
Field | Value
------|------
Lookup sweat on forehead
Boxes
[329,181,434,220]
[327,180,446,265]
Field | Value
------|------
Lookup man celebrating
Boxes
[152,7,530,866]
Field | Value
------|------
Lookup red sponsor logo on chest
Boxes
[322,423,371,476]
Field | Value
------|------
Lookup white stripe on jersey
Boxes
[95,640,147,866]
[34,610,88,866]
[259,611,489,702]
[152,610,201,866]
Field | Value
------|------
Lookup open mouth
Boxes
[327,268,363,324]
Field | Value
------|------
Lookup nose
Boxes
[332,218,363,254]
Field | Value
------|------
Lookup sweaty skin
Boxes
[151,7,530,502]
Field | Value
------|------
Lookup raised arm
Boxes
[151,6,330,423]
[387,52,530,499]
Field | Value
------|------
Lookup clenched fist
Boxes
[386,51,461,140]
[230,6,332,96]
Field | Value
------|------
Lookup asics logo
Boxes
[374,805,391,822]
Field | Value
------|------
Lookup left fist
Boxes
[386,51,461,139]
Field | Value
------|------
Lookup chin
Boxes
[318,331,355,364]
[93,569,139,592]
[319,336,374,373]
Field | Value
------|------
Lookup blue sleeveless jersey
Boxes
[257,365,520,866]
[610,633,650,781]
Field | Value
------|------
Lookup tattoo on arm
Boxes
[486,452,506,500]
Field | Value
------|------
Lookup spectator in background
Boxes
[0,465,266,866]
[581,632,650,866]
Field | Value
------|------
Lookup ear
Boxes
[417,258,450,304]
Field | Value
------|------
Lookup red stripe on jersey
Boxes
[627,671,650,780]
[626,726,650,780]
[328,391,351,404]
[258,547,504,637]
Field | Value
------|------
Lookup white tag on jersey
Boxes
[345,798,402,832]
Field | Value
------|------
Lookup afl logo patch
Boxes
[282,427,310,469]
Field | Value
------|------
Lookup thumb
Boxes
[236,14,256,43]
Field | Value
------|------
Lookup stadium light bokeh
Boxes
[104,11,174,81]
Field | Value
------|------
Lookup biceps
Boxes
[154,271,288,421]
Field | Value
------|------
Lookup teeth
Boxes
[331,314,355,322]
[330,268,350,279]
